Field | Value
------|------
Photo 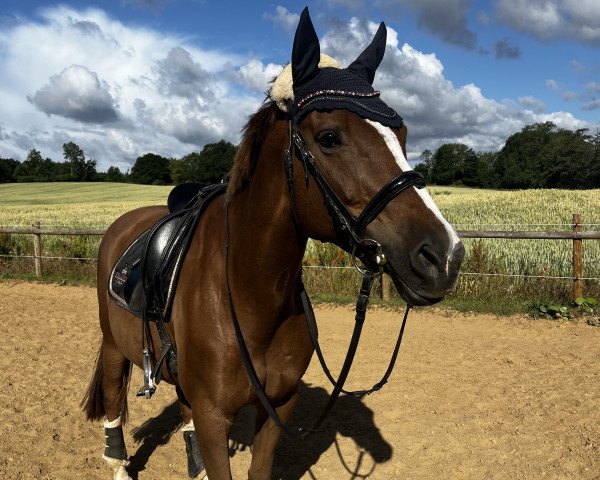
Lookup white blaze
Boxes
[365,119,462,270]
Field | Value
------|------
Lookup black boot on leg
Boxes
[183,430,206,478]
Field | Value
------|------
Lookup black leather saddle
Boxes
[109,182,227,322]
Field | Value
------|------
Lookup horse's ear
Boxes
[292,7,321,88]
[347,22,387,85]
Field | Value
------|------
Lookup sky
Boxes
[0,0,599,172]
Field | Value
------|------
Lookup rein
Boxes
[225,119,425,438]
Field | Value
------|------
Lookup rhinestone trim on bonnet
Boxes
[296,89,381,109]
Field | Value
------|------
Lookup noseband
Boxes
[225,116,426,439]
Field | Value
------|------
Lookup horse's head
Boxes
[272,8,464,306]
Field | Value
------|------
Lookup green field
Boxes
[0,182,172,228]
[1,182,599,306]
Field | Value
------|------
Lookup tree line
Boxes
[415,122,600,189]
[0,140,237,185]
[2,122,599,189]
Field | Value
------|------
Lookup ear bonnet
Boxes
[270,7,403,128]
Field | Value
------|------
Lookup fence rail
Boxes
[1,214,599,300]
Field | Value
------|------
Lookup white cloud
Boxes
[0,6,259,169]
[319,20,589,157]
[234,59,284,93]
[263,6,300,32]
[545,79,560,91]
[518,96,545,113]
[29,65,119,123]
[394,0,477,49]
[496,0,600,44]
[0,6,593,171]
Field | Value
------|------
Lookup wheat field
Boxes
[1,182,599,300]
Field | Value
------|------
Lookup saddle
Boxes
[109,182,226,322]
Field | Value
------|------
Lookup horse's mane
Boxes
[228,101,279,198]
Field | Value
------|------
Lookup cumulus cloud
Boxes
[545,79,560,91]
[562,91,581,101]
[518,96,545,113]
[494,38,521,59]
[155,47,214,100]
[390,0,477,50]
[582,99,600,111]
[0,5,257,169]
[320,19,588,157]
[263,6,300,32]
[233,59,283,93]
[495,0,600,45]
[29,65,119,123]
[0,5,593,170]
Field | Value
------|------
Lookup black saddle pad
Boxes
[109,182,227,321]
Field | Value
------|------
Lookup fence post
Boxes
[381,274,391,301]
[572,214,583,301]
[33,221,43,277]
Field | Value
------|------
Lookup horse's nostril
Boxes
[417,243,442,270]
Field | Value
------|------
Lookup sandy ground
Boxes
[0,281,599,480]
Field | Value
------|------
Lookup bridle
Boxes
[225,114,425,439]
[285,123,425,269]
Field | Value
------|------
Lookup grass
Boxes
[1,182,600,317]
[0,182,171,228]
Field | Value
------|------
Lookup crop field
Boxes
[1,182,599,303]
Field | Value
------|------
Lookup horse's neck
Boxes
[226,134,307,323]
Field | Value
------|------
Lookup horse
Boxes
[82,8,464,480]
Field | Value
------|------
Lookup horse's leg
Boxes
[190,402,234,480]
[247,393,299,480]
[180,401,207,479]
[100,339,133,480]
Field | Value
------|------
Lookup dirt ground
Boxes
[0,281,599,480]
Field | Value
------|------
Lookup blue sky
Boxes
[0,0,598,171]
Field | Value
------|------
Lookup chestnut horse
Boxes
[82,8,463,480]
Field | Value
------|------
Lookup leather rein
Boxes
[225,119,425,438]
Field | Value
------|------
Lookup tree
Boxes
[542,128,593,188]
[14,149,60,182]
[63,142,97,181]
[590,129,600,187]
[181,140,237,184]
[169,158,187,184]
[414,149,433,182]
[429,143,475,185]
[474,152,498,188]
[130,153,172,185]
[105,166,127,183]
[0,158,20,183]
[494,122,596,189]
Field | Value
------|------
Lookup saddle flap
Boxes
[109,182,227,322]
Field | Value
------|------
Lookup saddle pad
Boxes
[109,230,147,317]
[108,183,227,321]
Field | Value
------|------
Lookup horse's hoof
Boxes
[102,455,132,480]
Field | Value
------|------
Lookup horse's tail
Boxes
[81,343,106,421]
[81,343,132,423]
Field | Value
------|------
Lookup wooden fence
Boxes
[1,214,599,301]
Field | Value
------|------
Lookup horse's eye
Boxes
[316,131,341,150]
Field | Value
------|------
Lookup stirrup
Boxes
[136,348,156,399]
